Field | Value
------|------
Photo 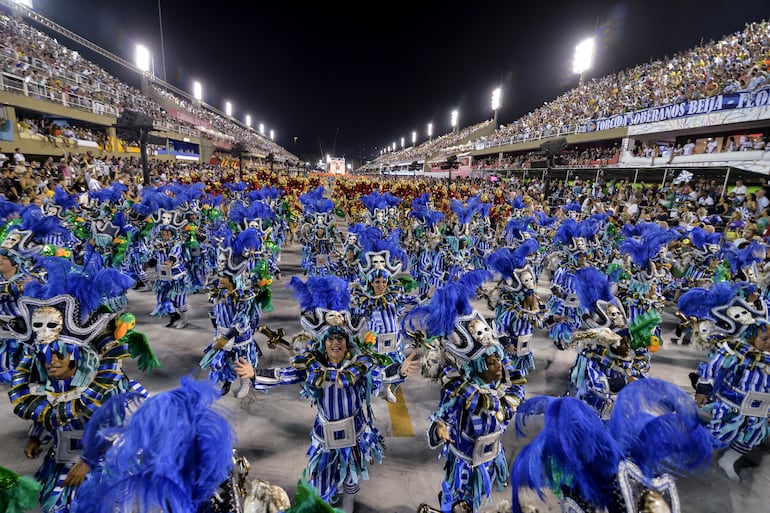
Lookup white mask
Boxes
[31,306,64,345]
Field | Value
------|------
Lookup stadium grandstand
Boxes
[361,17,770,192]
[0,0,300,173]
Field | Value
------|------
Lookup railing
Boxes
[473,123,586,150]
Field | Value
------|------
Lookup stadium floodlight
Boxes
[392,142,396,152]
[451,110,458,132]
[427,122,433,140]
[12,1,33,10]
[245,115,251,127]
[491,87,502,125]
[259,123,265,135]
[412,131,417,146]
[135,44,151,73]
[192,81,202,101]
[270,129,274,140]
[401,137,405,149]
[225,101,232,117]
[573,37,595,85]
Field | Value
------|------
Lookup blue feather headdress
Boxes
[287,275,363,341]
[609,378,712,478]
[359,190,389,215]
[13,256,132,386]
[676,281,736,321]
[299,187,335,221]
[401,270,496,373]
[721,240,766,278]
[552,218,578,246]
[73,375,235,513]
[410,193,431,211]
[0,197,22,221]
[450,198,477,226]
[572,267,614,315]
[510,396,623,513]
[508,195,526,211]
[503,216,535,241]
[485,239,540,280]
[358,227,408,274]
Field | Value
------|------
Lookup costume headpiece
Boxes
[229,200,276,232]
[609,378,712,478]
[510,396,622,513]
[359,189,395,223]
[12,255,133,386]
[485,239,539,290]
[75,376,236,513]
[721,240,766,282]
[46,185,79,220]
[508,195,526,213]
[402,270,496,374]
[503,216,536,241]
[88,182,126,206]
[287,275,364,341]
[358,226,408,275]
[232,227,264,258]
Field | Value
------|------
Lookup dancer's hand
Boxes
[24,437,41,459]
[235,357,255,379]
[399,351,420,377]
[435,422,450,443]
[63,461,89,487]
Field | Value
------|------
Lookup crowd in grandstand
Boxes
[0,12,293,161]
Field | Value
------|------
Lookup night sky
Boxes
[19,1,770,164]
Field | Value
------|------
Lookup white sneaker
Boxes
[383,386,397,403]
[235,378,251,398]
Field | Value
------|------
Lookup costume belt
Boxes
[314,410,364,449]
[376,332,399,354]
[450,430,503,467]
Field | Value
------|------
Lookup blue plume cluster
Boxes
[73,376,236,513]
[572,267,612,313]
[677,281,735,320]
[406,270,491,338]
[511,379,714,513]
[288,275,351,312]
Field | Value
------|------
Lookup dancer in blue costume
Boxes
[7,256,153,513]
[484,239,544,379]
[405,270,523,513]
[200,229,272,399]
[235,275,417,513]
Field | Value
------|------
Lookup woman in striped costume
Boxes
[236,324,414,513]
[235,275,417,513]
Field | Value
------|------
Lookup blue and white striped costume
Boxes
[200,289,260,386]
[0,269,32,383]
[351,287,420,366]
[9,334,147,513]
[494,287,543,377]
[428,375,523,512]
[696,339,770,455]
[150,239,188,317]
[252,348,403,502]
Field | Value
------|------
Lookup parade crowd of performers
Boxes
[0,163,768,513]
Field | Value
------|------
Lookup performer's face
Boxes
[371,276,388,296]
[325,333,348,364]
[0,254,17,275]
[46,352,77,380]
[480,354,503,384]
[752,325,770,353]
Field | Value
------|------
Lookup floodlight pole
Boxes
[139,128,150,185]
